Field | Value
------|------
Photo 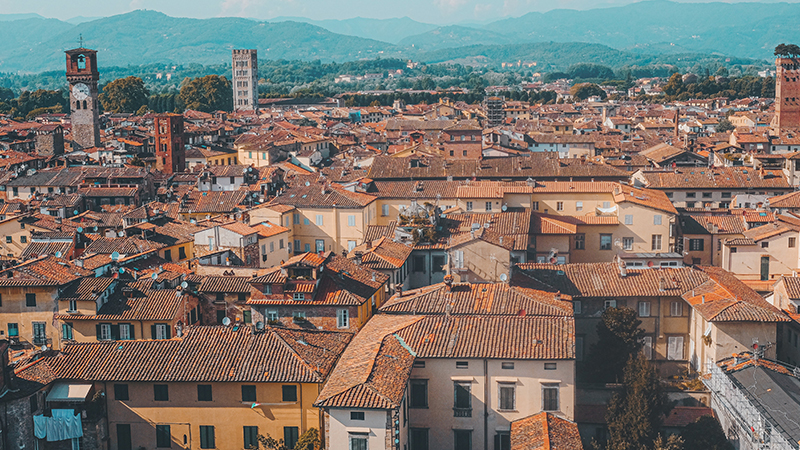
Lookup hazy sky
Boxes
[1,0,797,24]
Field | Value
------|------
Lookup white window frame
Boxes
[315,215,324,226]
[466,201,473,211]
[267,310,278,322]
[68,299,77,312]
[155,324,167,340]
[623,237,634,251]
[485,201,492,211]
[654,214,662,225]
[667,336,684,360]
[349,434,368,450]
[337,309,349,329]
[498,383,516,411]
[100,324,111,340]
[119,324,131,340]
[292,293,305,301]
[453,250,464,269]
[556,201,564,211]
[541,384,559,411]
[624,215,633,225]
[382,204,389,216]
[670,301,683,317]
[348,215,356,227]
[348,241,357,252]
[604,300,617,309]
[642,336,653,360]
[638,301,651,317]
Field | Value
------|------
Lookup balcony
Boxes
[453,408,472,417]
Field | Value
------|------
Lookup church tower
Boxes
[154,113,185,175]
[66,47,101,150]
[775,57,800,131]
[232,49,258,111]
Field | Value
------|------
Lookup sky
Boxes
[0,0,796,24]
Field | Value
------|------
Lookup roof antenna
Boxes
[78,34,84,48]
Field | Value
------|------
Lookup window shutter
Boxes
[151,325,156,339]
[166,325,172,339]
[95,324,101,339]
[129,325,135,340]
[111,324,120,341]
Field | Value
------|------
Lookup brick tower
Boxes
[66,47,101,150]
[232,49,258,111]
[154,114,185,174]
[776,57,800,130]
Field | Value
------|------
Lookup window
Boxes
[686,202,695,208]
[316,239,324,252]
[179,247,186,259]
[243,426,258,449]
[198,385,212,401]
[654,215,662,225]
[163,249,172,261]
[556,201,564,211]
[456,361,468,369]
[576,201,583,211]
[154,384,169,401]
[600,234,612,250]
[347,215,356,227]
[642,336,653,360]
[284,427,299,450]
[315,215,323,226]
[532,201,539,211]
[624,215,633,225]
[573,300,582,315]
[410,428,429,450]
[454,381,471,415]
[544,362,557,370]
[702,192,712,198]
[282,385,297,402]
[635,301,651,317]
[454,430,472,450]
[114,384,129,401]
[761,241,769,248]
[20,236,26,244]
[466,201,473,211]
[155,324,168,340]
[4,236,10,244]
[667,336,684,360]
[292,293,305,301]
[651,234,662,251]
[486,201,494,211]
[495,432,511,450]
[293,214,300,225]
[117,424,132,450]
[498,383,515,410]
[382,204,389,216]
[575,234,585,250]
[156,424,171,448]
[243,310,252,324]
[199,426,215,449]
[8,323,18,337]
[791,237,798,248]
[62,322,74,340]
[269,242,275,253]
[686,192,696,198]
[604,300,617,309]
[409,379,428,408]
[721,192,732,198]
[413,255,425,272]
[350,411,366,421]
[413,360,426,368]
[542,384,559,411]
[242,385,256,402]
[350,433,368,450]
[689,239,704,251]
[26,293,36,307]
[337,309,349,328]
[623,237,633,251]
[602,202,611,209]
[99,323,111,340]
[670,301,683,317]
[266,310,278,322]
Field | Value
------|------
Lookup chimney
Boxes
[444,274,454,292]
[554,291,561,301]
[659,277,666,292]
[371,272,376,282]
[355,251,363,265]
[396,286,403,297]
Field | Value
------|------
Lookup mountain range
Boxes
[0,1,794,74]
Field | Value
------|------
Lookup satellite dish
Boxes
[222,317,231,326]
[118,268,125,274]
[118,231,125,237]
[248,167,253,172]
[256,321,265,330]
[501,204,507,211]
[111,251,120,261]
[151,273,158,280]
[181,281,188,289]
[500,273,508,282]
[73,210,79,215]
[55,251,62,258]
[305,181,310,186]
[93,226,98,231]
[76,226,83,233]
[40,345,48,351]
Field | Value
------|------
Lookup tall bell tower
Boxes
[66,47,101,150]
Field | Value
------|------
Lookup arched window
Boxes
[77,55,86,70]
[75,101,80,110]
[82,100,87,110]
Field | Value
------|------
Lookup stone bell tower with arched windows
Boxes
[66,47,101,150]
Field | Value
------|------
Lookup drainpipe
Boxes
[484,358,489,450]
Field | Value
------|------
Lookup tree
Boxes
[99,76,149,113]
[369,100,381,107]
[0,87,14,101]
[178,75,232,112]
[258,428,321,450]
[653,434,684,450]
[570,83,607,100]
[586,307,645,383]
[663,73,684,97]
[716,118,734,133]
[606,355,670,450]
[681,416,733,450]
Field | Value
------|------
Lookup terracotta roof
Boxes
[20,241,74,260]
[56,289,187,322]
[0,255,92,287]
[198,276,253,294]
[363,221,397,242]
[269,182,375,209]
[18,325,351,383]
[348,237,412,270]
[180,190,247,214]
[58,277,116,301]
[85,236,164,255]
[639,167,790,190]
[781,276,800,300]
[220,221,258,236]
[769,191,800,209]
[252,221,289,238]
[511,412,584,450]
[380,282,572,316]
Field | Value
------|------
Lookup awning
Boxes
[46,383,92,402]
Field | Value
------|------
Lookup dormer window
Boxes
[77,55,86,70]
[293,293,305,301]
